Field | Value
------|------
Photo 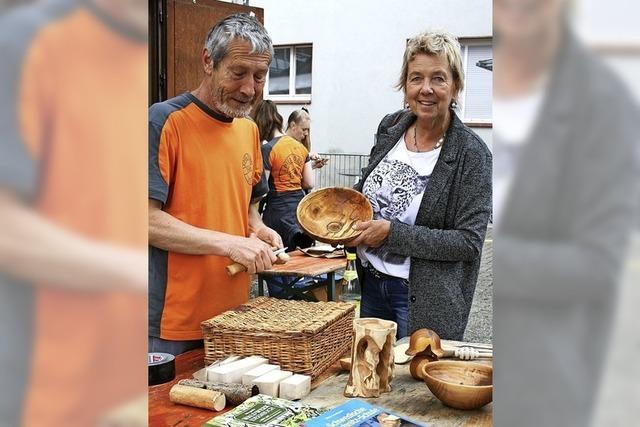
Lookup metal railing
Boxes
[313,153,369,189]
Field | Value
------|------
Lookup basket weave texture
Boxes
[201,297,355,379]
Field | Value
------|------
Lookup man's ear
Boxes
[202,48,213,75]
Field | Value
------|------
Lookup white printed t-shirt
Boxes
[357,133,441,279]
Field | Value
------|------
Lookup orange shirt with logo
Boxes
[262,135,310,193]
[149,93,264,340]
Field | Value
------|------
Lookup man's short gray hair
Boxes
[204,13,273,67]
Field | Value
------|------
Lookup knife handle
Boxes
[225,252,290,276]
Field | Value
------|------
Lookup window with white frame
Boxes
[266,45,312,102]
[458,40,492,124]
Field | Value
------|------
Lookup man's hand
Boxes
[310,153,328,169]
[226,234,277,274]
[344,219,391,248]
[254,226,284,249]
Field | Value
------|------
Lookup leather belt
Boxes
[364,263,398,280]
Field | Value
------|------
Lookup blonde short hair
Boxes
[396,30,465,104]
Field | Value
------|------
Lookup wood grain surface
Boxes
[257,250,346,278]
[149,341,493,426]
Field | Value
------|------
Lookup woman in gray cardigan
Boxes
[347,31,492,340]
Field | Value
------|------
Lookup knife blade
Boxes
[272,247,288,256]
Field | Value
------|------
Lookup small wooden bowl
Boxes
[296,187,373,245]
[421,361,493,410]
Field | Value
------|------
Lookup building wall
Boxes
[250,0,492,154]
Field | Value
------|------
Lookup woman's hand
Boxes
[345,219,390,248]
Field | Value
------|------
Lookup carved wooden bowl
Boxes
[296,187,373,245]
[421,361,493,410]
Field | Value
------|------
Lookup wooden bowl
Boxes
[296,187,373,245]
[421,361,493,410]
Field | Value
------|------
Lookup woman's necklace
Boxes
[413,125,445,152]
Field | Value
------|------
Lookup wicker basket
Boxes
[201,297,355,379]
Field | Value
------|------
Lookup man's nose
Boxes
[239,76,256,98]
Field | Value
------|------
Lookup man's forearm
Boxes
[148,204,238,256]
[0,191,145,292]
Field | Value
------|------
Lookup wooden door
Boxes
[152,0,264,103]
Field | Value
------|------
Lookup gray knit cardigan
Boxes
[354,109,492,340]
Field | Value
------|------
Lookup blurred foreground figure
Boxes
[493,1,639,426]
[0,0,147,425]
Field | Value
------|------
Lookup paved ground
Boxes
[463,226,493,344]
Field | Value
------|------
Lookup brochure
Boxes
[204,394,322,427]
[303,399,427,427]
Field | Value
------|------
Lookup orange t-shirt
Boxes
[149,93,265,340]
[261,135,310,193]
[13,4,147,426]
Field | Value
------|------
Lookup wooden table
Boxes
[148,344,492,426]
[257,250,346,300]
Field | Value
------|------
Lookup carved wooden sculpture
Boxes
[344,318,397,398]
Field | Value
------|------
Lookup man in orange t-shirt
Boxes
[148,14,282,355]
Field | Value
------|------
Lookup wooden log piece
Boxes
[169,384,226,411]
[226,251,290,276]
[177,379,258,406]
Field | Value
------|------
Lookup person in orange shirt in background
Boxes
[0,0,147,425]
[148,13,283,355]
[286,108,328,169]
[254,103,326,298]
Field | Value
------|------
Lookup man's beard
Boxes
[212,91,253,118]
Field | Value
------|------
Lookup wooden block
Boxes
[278,374,311,400]
[252,370,293,397]
[203,356,243,381]
[241,364,280,386]
[207,356,268,384]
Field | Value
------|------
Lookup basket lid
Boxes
[201,297,355,335]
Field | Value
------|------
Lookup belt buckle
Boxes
[367,265,383,279]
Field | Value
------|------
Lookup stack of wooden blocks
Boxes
[205,355,311,400]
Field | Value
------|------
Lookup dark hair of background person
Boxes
[253,100,283,142]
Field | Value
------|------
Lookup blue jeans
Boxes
[148,336,203,356]
[360,267,409,338]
